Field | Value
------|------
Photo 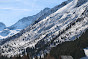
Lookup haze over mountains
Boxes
[0,0,88,59]
[0,22,6,31]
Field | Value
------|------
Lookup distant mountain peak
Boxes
[0,8,50,40]
[8,8,50,30]
[43,7,50,11]
[0,22,6,31]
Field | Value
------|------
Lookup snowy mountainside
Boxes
[0,29,20,39]
[31,0,72,25]
[0,0,88,58]
[0,0,72,40]
[0,8,50,40]
[8,8,50,30]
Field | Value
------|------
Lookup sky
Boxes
[0,0,66,27]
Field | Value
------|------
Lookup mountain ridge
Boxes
[0,8,50,40]
[0,0,72,40]
[0,22,6,31]
[0,0,88,58]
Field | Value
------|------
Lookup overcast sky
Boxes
[0,0,66,27]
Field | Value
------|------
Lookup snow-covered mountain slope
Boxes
[0,0,88,58]
[0,29,20,39]
[0,0,72,40]
[8,8,50,30]
[0,22,6,31]
[0,8,50,40]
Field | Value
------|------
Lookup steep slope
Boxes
[8,8,50,30]
[50,29,88,59]
[0,0,88,58]
[0,0,72,40]
[0,8,50,40]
